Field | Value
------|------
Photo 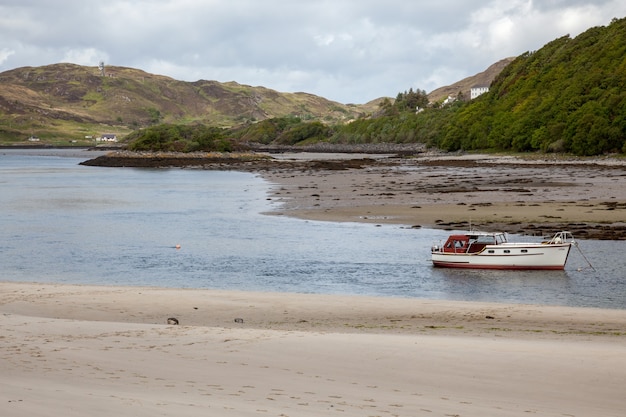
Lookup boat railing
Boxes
[543,231,575,245]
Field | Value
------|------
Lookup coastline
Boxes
[82,150,626,239]
[259,152,626,239]
[3,282,625,338]
[2,283,625,417]
[3,150,626,416]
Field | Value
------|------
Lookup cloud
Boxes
[0,0,624,103]
[0,48,15,65]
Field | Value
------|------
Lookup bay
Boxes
[1,149,624,309]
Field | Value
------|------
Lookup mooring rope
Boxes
[574,241,596,271]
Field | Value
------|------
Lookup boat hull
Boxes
[431,243,572,270]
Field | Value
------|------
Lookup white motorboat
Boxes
[431,231,575,270]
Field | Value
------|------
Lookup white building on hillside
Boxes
[470,86,490,99]
[442,95,456,105]
[97,133,118,142]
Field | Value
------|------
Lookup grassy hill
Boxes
[0,64,379,145]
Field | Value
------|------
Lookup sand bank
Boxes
[2,283,625,417]
[81,150,626,238]
[261,153,626,239]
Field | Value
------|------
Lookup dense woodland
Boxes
[127,17,626,156]
[125,124,235,152]
[440,17,626,155]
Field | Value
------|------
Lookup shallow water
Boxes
[1,149,624,309]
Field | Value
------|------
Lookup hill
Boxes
[433,17,626,155]
[427,57,515,103]
[0,64,379,145]
[0,57,516,147]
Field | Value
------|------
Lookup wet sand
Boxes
[262,153,626,239]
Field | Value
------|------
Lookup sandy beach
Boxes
[3,152,626,416]
[2,283,626,417]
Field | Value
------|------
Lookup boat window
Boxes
[476,236,496,244]
[521,249,528,253]
[488,250,494,253]
[504,250,510,253]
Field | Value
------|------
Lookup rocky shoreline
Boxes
[80,150,626,240]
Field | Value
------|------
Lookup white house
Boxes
[442,95,456,105]
[470,86,490,100]
[97,133,118,142]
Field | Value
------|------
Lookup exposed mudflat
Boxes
[81,150,626,239]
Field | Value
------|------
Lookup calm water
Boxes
[1,149,625,309]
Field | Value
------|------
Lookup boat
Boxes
[431,231,575,270]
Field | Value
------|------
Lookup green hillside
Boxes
[434,17,626,155]
[315,17,626,156]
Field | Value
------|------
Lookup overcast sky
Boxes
[1,1,625,103]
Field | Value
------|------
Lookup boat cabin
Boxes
[440,233,508,254]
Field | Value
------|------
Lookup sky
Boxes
[1,1,625,104]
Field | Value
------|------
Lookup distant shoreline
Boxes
[6,147,625,239]
[78,150,626,239]
[0,144,85,149]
